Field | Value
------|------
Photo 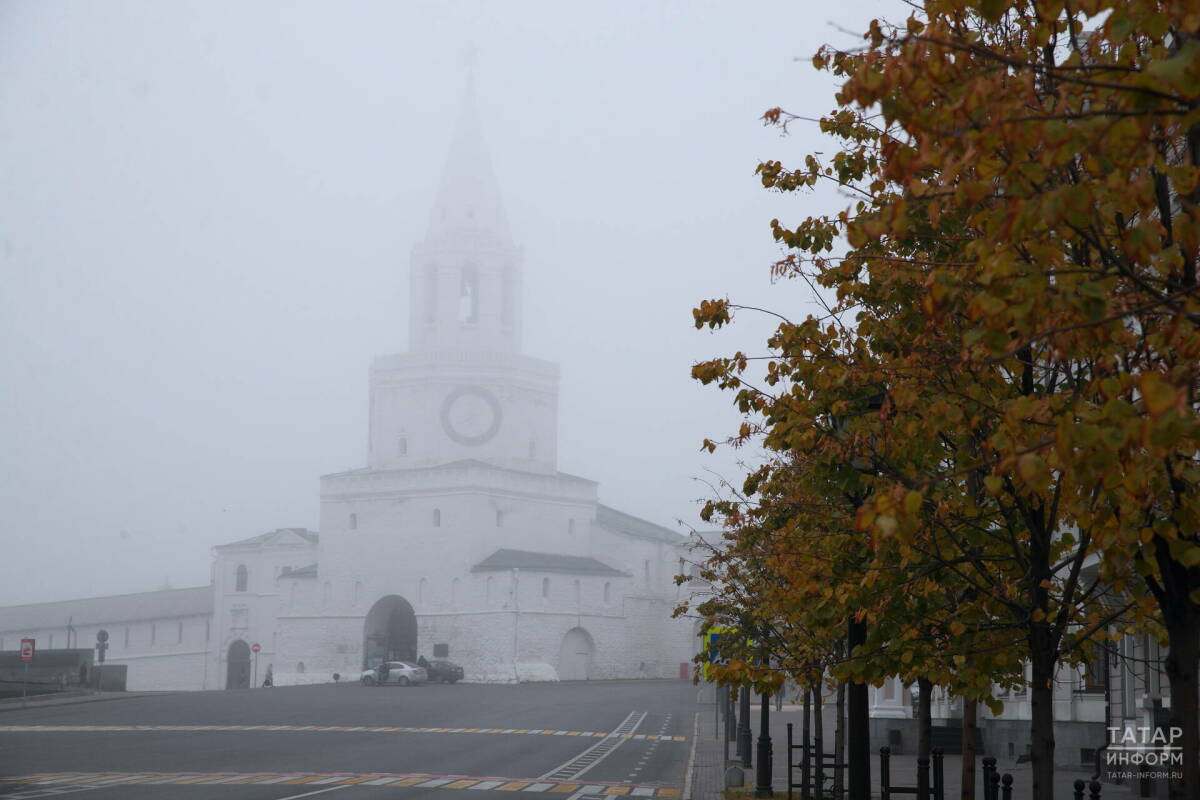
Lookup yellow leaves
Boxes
[949,620,967,636]
[983,475,1003,495]
[1138,372,1178,418]
[1017,453,1051,492]
[904,490,924,515]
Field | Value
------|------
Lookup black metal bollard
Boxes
[787,723,793,800]
[1088,780,1102,799]
[932,748,944,800]
[880,746,891,800]
[1000,774,1013,800]
[1074,779,1086,800]
[917,757,930,800]
[982,758,997,800]
[988,770,1001,800]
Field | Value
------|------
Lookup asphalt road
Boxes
[0,680,698,800]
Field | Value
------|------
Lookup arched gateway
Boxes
[363,595,417,668]
[558,627,594,681]
[226,640,251,689]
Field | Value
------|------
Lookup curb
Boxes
[682,711,699,800]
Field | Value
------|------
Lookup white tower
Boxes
[367,80,559,473]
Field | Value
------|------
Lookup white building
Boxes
[0,84,697,691]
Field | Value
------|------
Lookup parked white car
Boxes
[361,661,427,686]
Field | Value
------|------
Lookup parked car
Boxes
[424,659,464,684]
[360,661,427,686]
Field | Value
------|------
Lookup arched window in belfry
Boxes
[459,266,479,324]
[349,513,358,530]
[235,564,248,593]
[423,267,437,324]
[433,508,442,527]
[496,509,504,527]
[501,265,515,328]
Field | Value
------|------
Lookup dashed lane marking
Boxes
[0,774,680,796]
[0,725,685,742]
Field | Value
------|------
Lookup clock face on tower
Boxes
[440,386,503,446]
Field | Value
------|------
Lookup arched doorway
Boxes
[558,627,594,681]
[226,640,251,689]
[363,595,417,669]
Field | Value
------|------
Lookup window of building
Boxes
[433,509,441,527]
[644,560,651,584]
[235,564,248,592]
[151,624,157,646]
[501,265,515,327]
[568,519,575,536]
[423,268,436,324]
[177,622,183,644]
[398,436,408,456]
[459,266,479,323]
[604,582,611,603]
[296,661,306,674]
[496,509,504,527]
[1081,651,1106,693]
[349,513,357,530]
[542,577,550,598]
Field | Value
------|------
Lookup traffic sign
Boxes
[97,629,109,643]
[19,639,34,661]
[251,643,261,654]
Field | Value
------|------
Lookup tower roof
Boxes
[424,76,511,249]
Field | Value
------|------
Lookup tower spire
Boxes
[423,54,511,249]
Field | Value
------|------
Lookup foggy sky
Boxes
[0,0,893,606]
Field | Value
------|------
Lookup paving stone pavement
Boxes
[689,703,1143,799]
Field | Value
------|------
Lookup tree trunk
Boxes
[1029,641,1057,800]
[918,677,932,759]
[1164,614,1199,800]
[961,698,977,800]
[834,681,846,799]
[813,684,825,798]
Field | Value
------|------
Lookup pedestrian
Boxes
[417,655,429,669]
[378,661,390,685]
[263,665,273,688]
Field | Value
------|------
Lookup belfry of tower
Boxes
[366,81,558,474]
[409,79,523,355]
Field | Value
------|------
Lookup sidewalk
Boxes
[0,690,168,713]
[688,701,1137,799]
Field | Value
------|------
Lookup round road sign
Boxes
[251,643,261,654]
[97,629,109,643]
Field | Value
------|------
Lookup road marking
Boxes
[0,724,679,741]
[1,773,682,796]
[539,711,647,783]
[277,786,350,800]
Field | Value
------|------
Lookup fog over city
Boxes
[0,1,888,607]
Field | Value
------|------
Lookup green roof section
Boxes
[471,548,628,576]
